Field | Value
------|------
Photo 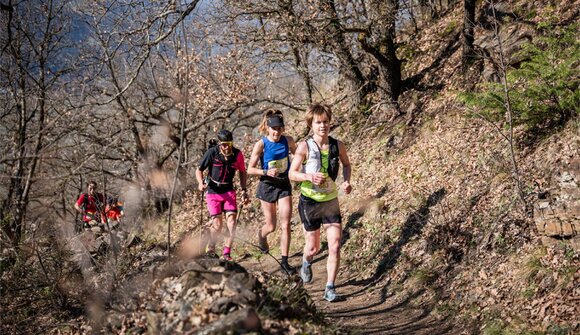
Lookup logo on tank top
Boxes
[313,172,335,194]
[267,158,288,174]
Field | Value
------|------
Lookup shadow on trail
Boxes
[289,188,451,333]
[341,185,389,246]
[329,287,422,318]
[344,188,446,292]
[327,287,452,334]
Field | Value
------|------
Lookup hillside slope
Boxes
[1,1,576,334]
[94,1,580,333]
[237,1,579,333]
[323,1,578,333]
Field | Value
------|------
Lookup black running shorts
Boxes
[298,195,342,232]
[256,180,292,203]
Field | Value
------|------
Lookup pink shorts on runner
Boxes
[206,191,237,216]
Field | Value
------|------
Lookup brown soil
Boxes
[241,246,455,334]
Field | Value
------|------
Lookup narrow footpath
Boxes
[240,247,453,334]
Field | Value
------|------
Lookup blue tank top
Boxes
[261,136,290,180]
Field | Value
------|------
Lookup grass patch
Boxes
[439,20,458,38]
[522,247,547,282]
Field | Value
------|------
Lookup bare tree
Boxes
[71,1,205,212]
[218,0,403,117]
[0,0,76,248]
[461,0,476,71]
[487,0,526,208]
[357,0,402,101]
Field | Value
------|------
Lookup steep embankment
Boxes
[63,1,576,334]
[239,2,579,334]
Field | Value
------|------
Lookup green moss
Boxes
[439,20,458,38]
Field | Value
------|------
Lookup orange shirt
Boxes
[106,205,123,221]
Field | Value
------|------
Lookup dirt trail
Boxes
[240,247,452,334]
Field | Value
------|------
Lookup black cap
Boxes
[267,115,285,128]
[217,129,233,142]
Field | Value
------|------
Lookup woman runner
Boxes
[247,110,297,274]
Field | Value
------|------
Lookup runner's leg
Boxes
[209,215,223,250]
[206,193,224,251]
[324,223,342,284]
[303,228,321,263]
[222,190,238,250]
[259,200,277,240]
[224,212,236,249]
[278,195,292,257]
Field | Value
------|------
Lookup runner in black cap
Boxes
[248,109,297,274]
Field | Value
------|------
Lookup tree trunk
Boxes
[461,0,476,71]
[292,47,313,104]
[320,0,370,108]
[360,0,402,101]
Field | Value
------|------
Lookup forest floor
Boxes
[240,245,453,334]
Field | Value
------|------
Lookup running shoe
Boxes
[205,245,218,259]
[206,252,219,259]
[324,286,338,302]
[281,262,296,275]
[300,262,312,283]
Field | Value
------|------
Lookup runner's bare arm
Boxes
[239,168,249,204]
[239,169,248,190]
[338,140,352,194]
[289,141,307,182]
[195,168,207,192]
[289,141,325,185]
[247,140,265,176]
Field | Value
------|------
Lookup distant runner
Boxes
[289,103,352,302]
[196,129,249,261]
[247,109,297,274]
[105,196,124,226]
[74,181,106,230]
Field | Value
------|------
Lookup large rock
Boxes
[475,23,534,82]
[534,159,580,240]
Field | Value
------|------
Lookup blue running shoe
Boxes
[300,262,312,283]
[324,286,338,302]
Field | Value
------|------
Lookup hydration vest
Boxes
[303,136,340,181]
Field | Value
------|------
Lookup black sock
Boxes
[281,256,288,265]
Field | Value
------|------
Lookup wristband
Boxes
[263,169,267,176]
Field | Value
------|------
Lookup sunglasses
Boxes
[219,141,233,147]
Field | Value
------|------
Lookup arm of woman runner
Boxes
[248,138,281,177]
[247,139,266,176]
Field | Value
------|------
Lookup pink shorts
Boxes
[206,191,237,216]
